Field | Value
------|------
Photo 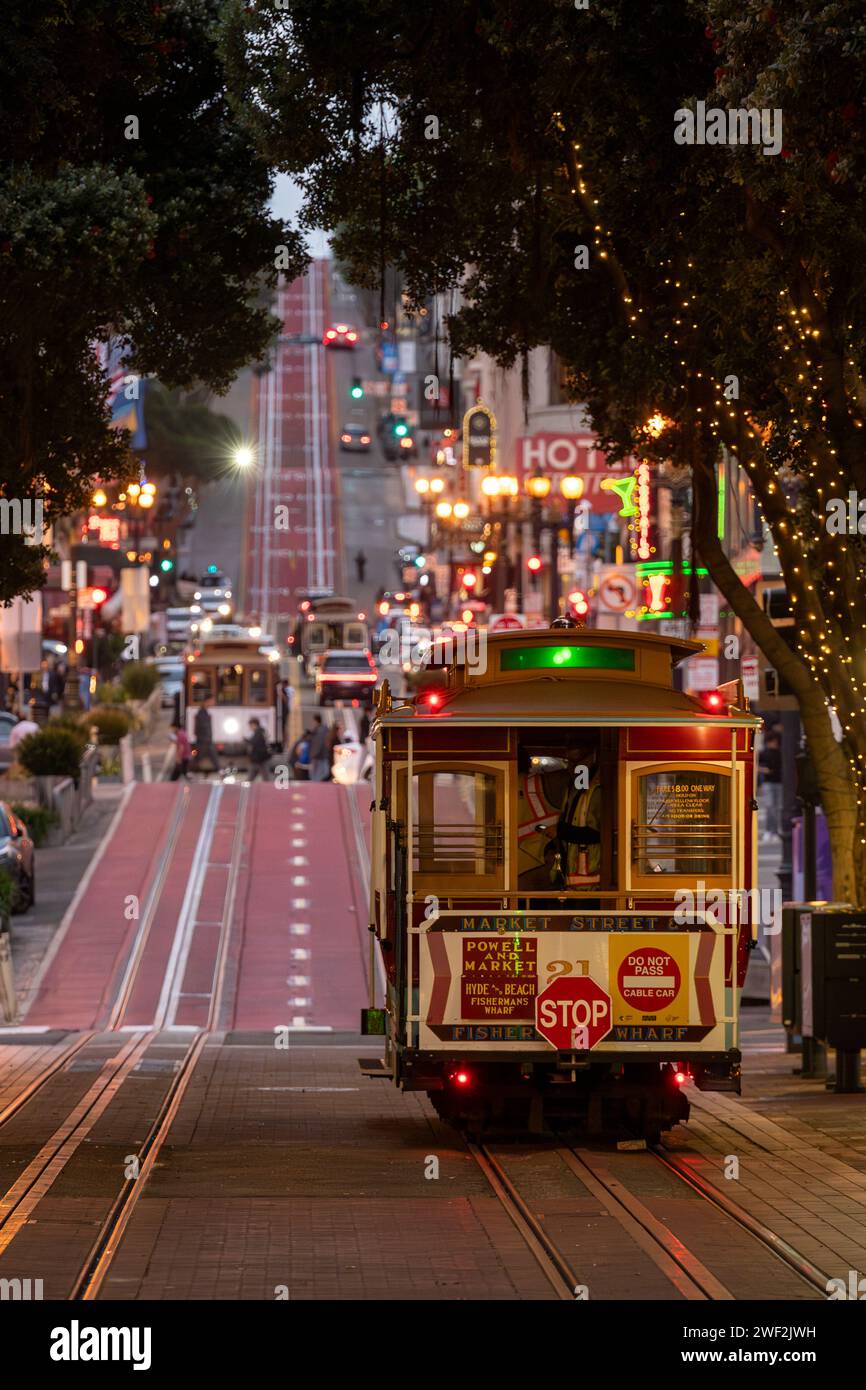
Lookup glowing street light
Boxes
[233,445,255,469]
[453,500,470,520]
[481,474,501,497]
[92,488,108,508]
[560,474,585,500]
[435,500,453,519]
[415,477,431,495]
[525,472,552,500]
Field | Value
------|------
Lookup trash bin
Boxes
[800,905,866,1093]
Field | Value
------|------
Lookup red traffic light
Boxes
[527,555,542,573]
[461,571,477,589]
[91,586,109,606]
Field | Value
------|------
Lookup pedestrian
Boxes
[289,730,311,781]
[169,725,191,781]
[278,678,293,747]
[246,717,270,782]
[358,708,371,743]
[758,730,783,841]
[193,704,220,774]
[308,714,330,782]
[355,550,367,585]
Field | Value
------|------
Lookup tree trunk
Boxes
[691,456,863,907]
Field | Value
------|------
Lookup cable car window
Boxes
[216,664,244,704]
[246,668,269,704]
[411,770,502,876]
[633,769,730,876]
[189,670,212,704]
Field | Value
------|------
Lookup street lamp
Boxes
[233,445,255,469]
[435,500,453,519]
[525,472,552,500]
[453,500,470,520]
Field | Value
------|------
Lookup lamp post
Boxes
[558,473,585,612]
[525,471,553,614]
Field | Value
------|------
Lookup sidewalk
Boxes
[679,1007,866,1287]
[7,782,126,1019]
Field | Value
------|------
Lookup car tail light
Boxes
[324,329,337,340]
[341,433,351,443]
[360,435,370,444]
[336,324,348,333]
[346,331,358,342]
[400,437,413,449]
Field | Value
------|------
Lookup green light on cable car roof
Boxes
[501,645,635,673]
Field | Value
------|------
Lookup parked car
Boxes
[0,713,18,770]
[0,803,35,911]
[315,649,378,706]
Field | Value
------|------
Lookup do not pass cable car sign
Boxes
[534,976,612,1050]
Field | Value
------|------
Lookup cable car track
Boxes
[468,1136,827,1301]
[0,781,251,1299]
[650,1142,831,1297]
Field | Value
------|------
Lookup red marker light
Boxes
[421,691,442,709]
[451,1070,471,1087]
[674,1070,688,1086]
[699,690,726,712]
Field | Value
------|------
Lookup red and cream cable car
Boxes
[364,626,761,1139]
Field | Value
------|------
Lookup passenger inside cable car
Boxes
[516,733,608,900]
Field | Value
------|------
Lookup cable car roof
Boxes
[378,627,761,728]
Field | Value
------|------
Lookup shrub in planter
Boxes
[84,707,133,745]
[16,727,84,780]
[120,662,160,701]
[10,803,59,847]
[95,681,127,705]
[47,714,90,749]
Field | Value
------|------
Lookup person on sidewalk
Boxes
[355,550,367,585]
[326,721,344,781]
[308,715,330,782]
[8,714,39,748]
[193,705,220,774]
[289,730,311,781]
[758,730,783,840]
[246,718,271,782]
[169,725,191,781]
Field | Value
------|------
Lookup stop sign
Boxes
[535,976,612,1050]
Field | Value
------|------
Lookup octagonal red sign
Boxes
[534,975,612,1050]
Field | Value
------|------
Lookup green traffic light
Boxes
[350,385,364,399]
[394,422,408,436]
[160,558,174,572]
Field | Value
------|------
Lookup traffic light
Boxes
[90,586,108,607]
[160,558,174,573]
[350,377,364,400]
[527,555,542,573]
[393,418,408,437]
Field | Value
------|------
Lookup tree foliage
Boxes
[143,381,243,482]
[0,0,306,602]
[224,0,866,898]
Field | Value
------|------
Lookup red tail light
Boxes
[324,329,337,340]
[674,1069,689,1086]
[450,1069,471,1087]
[346,331,358,342]
[698,690,726,713]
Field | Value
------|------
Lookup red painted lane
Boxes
[119,785,210,1028]
[244,259,341,624]
[25,785,183,1030]
[232,783,367,1032]
[172,786,243,1029]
